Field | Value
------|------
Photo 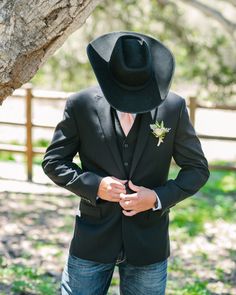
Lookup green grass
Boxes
[168,167,236,237]
[167,280,211,295]
[0,151,16,162]
[201,170,236,193]
[0,258,58,295]
[182,281,211,295]
[169,165,236,195]
[0,138,50,165]
[34,138,50,148]
[33,154,44,165]
[170,192,235,236]
[33,138,49,165]
[110,277,120,286]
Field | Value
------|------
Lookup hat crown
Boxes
[87,31,175,113]
[109,36,152,88]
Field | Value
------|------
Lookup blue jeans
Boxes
[61,253,167,295]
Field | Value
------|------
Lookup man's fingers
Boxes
[122,210,137,216]
[111,177,127,184]
[120,193,138,200]
[112,191,125,200]
[112,187,126,194]
[112,184,126,192]
[107,185,125,194]
[110,192,124,201]
[119,200,134,210]
[128,180,141,192]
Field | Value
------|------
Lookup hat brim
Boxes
[87,31,175,113]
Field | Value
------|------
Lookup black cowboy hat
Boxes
[87,31,175,113]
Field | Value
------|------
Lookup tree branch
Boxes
[219,0,236,8]
[179,0,236,36]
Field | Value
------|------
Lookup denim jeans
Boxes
[61,253,168,295]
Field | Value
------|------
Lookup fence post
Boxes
[189,96,197,127]
[25,84,33,181]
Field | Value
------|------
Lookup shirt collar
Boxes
[116,110,136,120]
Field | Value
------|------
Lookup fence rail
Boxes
[0,85,236,181]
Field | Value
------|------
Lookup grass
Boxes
[0,138,50,164]
[0,139,81,166]
[168,167,236,237]
[0,151,16,162]
[182,281,211,295]
[167,280,211,295]
[170,192,235,237]
[34,139,50,148]
[0,257,58,295]
[202,170,236,193]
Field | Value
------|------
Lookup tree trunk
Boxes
[0,0,103,103]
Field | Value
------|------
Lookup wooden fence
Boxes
[0,85,236,181]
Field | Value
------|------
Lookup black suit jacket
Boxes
[42,86,209,266]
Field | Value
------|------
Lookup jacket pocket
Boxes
[79,201,101,218]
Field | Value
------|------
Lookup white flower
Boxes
[150,121,171,146]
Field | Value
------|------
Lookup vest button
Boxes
[124,162,129,167]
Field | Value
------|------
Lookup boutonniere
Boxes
[150,121,171,146]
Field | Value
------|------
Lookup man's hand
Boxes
[119,180,157,216]
[97,176,127,202]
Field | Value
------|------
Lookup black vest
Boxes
[111,109,141,180]
[111,108,142,262]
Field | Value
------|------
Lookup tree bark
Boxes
[0,0,103,103]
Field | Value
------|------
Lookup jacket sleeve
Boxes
[154,99,210,212]
[41,97,103,206]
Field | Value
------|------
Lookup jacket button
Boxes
[124,162,129,167]
[124,143,129,148]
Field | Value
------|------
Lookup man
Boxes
[42,31,209,295]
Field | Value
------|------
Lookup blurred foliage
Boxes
[31,0,236,104]
[0,139,50,164]
[34,138,50,148]
[0,151,16,161]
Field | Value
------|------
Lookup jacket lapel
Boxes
[95,94,126,178]
[129,108,157,178]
